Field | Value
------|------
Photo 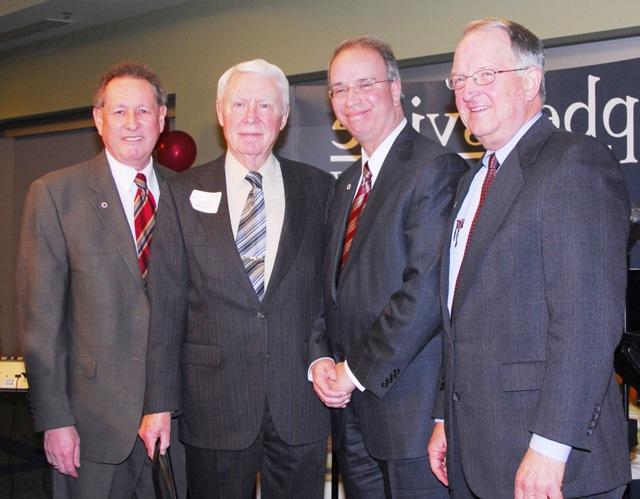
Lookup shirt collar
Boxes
[105,149,155,183]
[484,113,542,168]
[225,150,277,191]
[361,118,407,181]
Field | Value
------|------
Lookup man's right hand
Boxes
[427,421,449,486]
[310,358,351,408]
[138,412,172,460]
[44,426,81,478]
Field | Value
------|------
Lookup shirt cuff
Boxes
[529,434,571,463]
[307,357,334,382]
[344,359,366,392]
[434,418,444,424]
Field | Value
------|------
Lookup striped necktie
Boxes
[236,171,266,300]
[133,173,156,280]
[340,161,372,268]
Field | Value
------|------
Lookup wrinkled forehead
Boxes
[452,28,516,74]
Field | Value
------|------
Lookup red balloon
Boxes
[155,130,197,172]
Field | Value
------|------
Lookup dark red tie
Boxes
[341,162,372,268]
[454,154,499,295]
[134,173,156,280]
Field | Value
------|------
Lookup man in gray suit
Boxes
[16,62,184,498]
[139,59,331,499]
[309,35,466,498]
[428,18,631,498]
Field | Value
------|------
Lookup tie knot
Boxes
[245,171,263,190]
[134,173,148,191]
[362,161,372,180]
[487,154,499,173]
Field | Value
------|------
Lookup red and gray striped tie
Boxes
[340,161,372,268]
[134,173,156,280]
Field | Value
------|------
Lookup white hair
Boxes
[217,59,290,110]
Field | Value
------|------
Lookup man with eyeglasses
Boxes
[428,18,630,498]
[309,35,466,498]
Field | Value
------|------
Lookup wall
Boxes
[2,0,640,163]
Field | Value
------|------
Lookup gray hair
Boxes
[94,60,167,108]
[217,59,290,110]
[329,34,401,83]
[463,18,546,102]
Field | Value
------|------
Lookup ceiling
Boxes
[0,0,189,53]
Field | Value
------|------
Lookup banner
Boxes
[280,57,640,198]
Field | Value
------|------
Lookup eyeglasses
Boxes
[445,68,529,91]
[328,78,394,99]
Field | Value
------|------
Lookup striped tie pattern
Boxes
[236,172,266,300]
[134,173,156,280]
[340,162,372,268]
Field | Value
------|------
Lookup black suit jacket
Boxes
[144,155,332,449]
[437,117,631,497]
[310,125,467,460]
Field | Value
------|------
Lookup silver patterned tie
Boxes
[236,171,266,300]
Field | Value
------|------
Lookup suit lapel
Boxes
[195,156,260,301]
[88,152,144,289]
[329,165,361,298]
[262,159,307,303]
[337,126,417,287]
[440,163,481,339]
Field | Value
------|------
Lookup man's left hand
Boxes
[515,448,565,499]
[331,361,357,394]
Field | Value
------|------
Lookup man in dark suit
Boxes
[17,62,185,498]
[428,18,631,498]
[139,59,332,499]
[309,35,466,498]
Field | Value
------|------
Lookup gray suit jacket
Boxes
[437,117,631,497]
[309,125,467,460]
[17,151,168,464]
[144,155,332,450]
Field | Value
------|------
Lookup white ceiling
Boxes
[0,0,189,53]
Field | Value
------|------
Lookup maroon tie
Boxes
[134,173,156,279]
[341,162,372,268]
[454,153,499,295]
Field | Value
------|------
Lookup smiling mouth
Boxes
[469,105,489,112]
[122,135,144,143]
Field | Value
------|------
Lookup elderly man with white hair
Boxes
[139,59,332,499]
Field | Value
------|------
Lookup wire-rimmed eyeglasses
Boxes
[328,78,394,99]
[445,68,529,91]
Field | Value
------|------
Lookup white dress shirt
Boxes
[225,151,285,291]
[106,150,160,243]
[446,113,571,463]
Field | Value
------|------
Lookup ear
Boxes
[158,105,167,132]
[523,67,543,101]
[279,107,290,131]
[92,107,104,136]
[390,79,403,107]
[215,99,224,127]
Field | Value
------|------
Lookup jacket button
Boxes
[452,392,460,402]
[256,311,265,319]
[586,427,594,436]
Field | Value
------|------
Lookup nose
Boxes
[461,76,481,101]
[124,110,138,129]
[344,86,361,106]
[244,102,258,123]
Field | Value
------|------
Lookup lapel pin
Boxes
[100,202,108,209]
[346,183,352,191]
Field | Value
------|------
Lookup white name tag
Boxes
[190,190,221,213]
